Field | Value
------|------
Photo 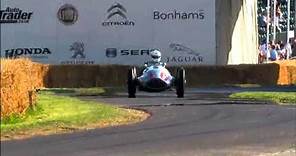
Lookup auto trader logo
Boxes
[0,7,33,24]
[102,2,135,27]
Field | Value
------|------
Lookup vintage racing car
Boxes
[127,62,185,98]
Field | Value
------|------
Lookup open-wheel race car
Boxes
[127,62,186,98]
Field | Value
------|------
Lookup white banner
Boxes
[1,0,216,65]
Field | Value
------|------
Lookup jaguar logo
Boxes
[169,43,201,56]
[168,43,204,63]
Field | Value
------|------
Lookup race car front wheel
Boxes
[127,67,137,98]
[176,67,185,98]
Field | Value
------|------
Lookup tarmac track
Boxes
[1,88,296,156]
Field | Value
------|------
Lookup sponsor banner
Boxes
[57,4,78,26]
[60,42,95,65]
[4,47,52,59]
[1,0,215,65]
[0,7,33,24]
[101,3,135,27]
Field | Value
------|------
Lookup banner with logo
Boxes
[1,0,215,65]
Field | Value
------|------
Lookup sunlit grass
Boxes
[1,91,147,139]
[230,92,296,105]
[42,87,105,96]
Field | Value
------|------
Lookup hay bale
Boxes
[44,62,295,88]
[275,60,296,85]
[46,65,130,88]
[0,58,47,117]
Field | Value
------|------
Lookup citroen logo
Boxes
[107,3,127,19]
[102,2,135,26]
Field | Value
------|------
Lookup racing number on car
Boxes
[160,71,170,81]
[160,72,165,79]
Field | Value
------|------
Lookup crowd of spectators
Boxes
[258,0,295,42]
[257,0,295,63]
[258,38,295,63]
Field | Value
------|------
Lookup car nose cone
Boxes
[147,78,167,89]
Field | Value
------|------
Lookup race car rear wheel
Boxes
[176,67,185,98]
[128,67,137,98]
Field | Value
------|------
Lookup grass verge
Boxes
[1,91,148,140]
[42,87,124,96]
[230,92,296,105]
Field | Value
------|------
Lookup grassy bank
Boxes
[230,92,296,105]
[42,87,124,96]
[1,91,148,140]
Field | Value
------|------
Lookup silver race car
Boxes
[127,62,186,98]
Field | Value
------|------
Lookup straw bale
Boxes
[275,60,296,85]
[0,58,47,117]
[45,62,295,88]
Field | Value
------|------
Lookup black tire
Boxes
[127,67,137,98]
[176,67,185,98]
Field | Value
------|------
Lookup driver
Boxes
[145,50,165,67]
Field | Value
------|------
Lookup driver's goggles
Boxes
[151,55,160,59]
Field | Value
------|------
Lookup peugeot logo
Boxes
[58,4,78,25]
[70,42,85,59]
[106,3,127,19]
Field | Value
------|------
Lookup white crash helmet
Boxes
[150,50,161,62]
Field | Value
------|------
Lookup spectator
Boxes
[257,0,295,45]
[292,38,296,57]
[276,40,283,50]
[285,38,293,59]
[269,45,278,61]
[258,42,268,63]
[258,13,268,27]
[278,43,286,59]
[275,2,283,32]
